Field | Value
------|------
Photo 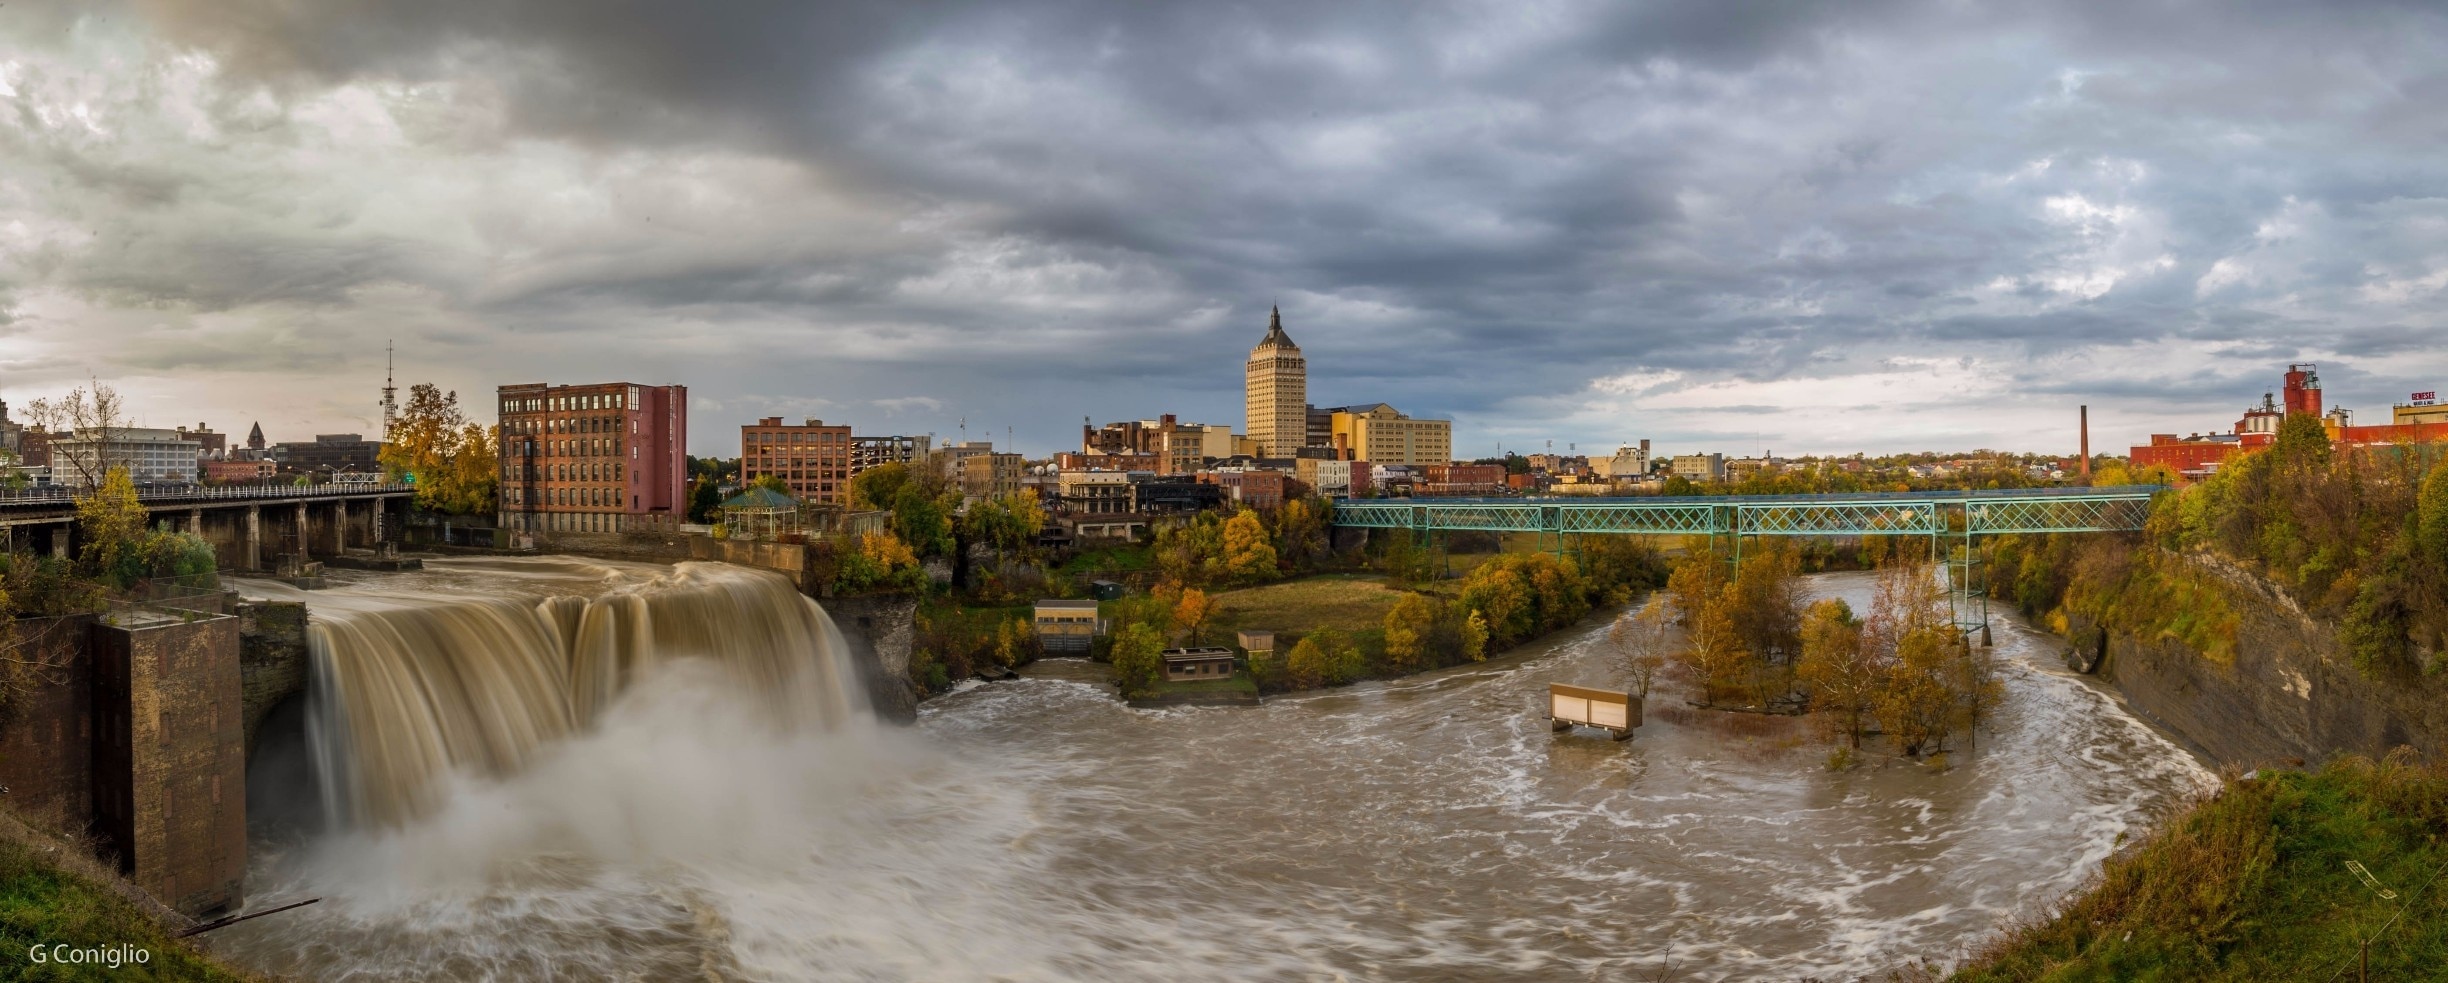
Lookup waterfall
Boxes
[300,560,865,829]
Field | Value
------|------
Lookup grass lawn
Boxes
[0,813,264,982]
[1207,573,1416,636]
[1055,544,1154,577]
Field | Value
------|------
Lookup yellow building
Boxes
[1328,403,1452,467]
[1244,307,1308,457]
[2395,400,2448,427]
[959,452,1025,500]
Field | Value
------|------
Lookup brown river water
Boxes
[210,557,2212,981]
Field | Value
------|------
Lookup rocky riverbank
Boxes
[2063,550,2448,768]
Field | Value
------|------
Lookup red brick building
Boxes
[497,382,688,534]
[1204,469,1288,509]
[741,417,854,505]
[1420,463,1506,496]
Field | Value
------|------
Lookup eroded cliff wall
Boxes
[2079,553,2448,767]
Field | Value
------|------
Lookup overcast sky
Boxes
[2,1,2444,459]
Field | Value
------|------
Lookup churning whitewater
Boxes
[213,559,2212,981]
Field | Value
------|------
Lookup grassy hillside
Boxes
[1952,754,2448,981]
[0,811,265,982]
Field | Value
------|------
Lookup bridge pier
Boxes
[294,503,309,559]
[52,522,69,560]
[332,499,348,554]
[245,506,261,571]
[188,508,204,536]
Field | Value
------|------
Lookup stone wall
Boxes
[686,536,809,588]
[89,613,247,918]
[2081,552,2448,768]
[0,615,99,827]
[237,601,309,755]
[821,594,919,723]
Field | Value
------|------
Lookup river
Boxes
[213,559,2212,981]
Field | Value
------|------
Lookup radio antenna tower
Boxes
[379,339,399,436]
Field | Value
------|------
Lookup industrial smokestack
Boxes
[2079,405,2091,480]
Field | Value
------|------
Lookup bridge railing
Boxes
[1328,487,2165,536]
[0,481,416,507]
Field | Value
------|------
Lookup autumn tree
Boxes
[1171,586,1220,645]
[834,530,926,594]
[1222,510,1279,583]
[1666,549,1749,703]
[75,467,151,587]
[1283,635,1327,689]
[1110,623,1167,700]
[994,617,1036,668]
[1863,561,1969,756]
[1272,497,1331,572]
[965,493,1046,558]
[890,483,956,557]
[1154,512,1227,584]
[1794,598,1879,748]
[1459,552,1590,648]
[1382,591,1441,673]
[849,462,912,512]
[1460,609,1490,663]
[379,384,497,514]
[1306,628,1365,686]
[1609,595,1673,698]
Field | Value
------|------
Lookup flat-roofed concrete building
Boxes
[741,417,854,505]
[268,433,383,478]
[48,427,203,486]
[1326,403,1453,467]
[1296,458,1373,497]
[1161,646,1237,683]
[497,381,689,535]
[1034,599,1104,654]
[1057,469,1141,514]
[1669,453,1726,482]
[851,434,931,476]
[960,451,1026,500]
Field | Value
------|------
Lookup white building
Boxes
[1588,442,1652,480]
[47,427,202,486]
[1668,453,1725,482]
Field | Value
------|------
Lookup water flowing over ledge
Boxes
[269,559,866,828]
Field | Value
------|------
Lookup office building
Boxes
[741,418,854,505]
[497,382,689,534]
[269,434,383,477]
[1244,307,1308,457]
[47,427,203,486]
[960,452,1026,500]
[852,434,932,475]
[1326,403,1454,467]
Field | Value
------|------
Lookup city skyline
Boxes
[3,1,2446,457]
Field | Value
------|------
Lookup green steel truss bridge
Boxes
[1330,487,2167,637]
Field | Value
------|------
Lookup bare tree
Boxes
[25,377,130,488]
[1609,594,1674,698]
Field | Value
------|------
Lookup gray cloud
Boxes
[0,0,2443,455]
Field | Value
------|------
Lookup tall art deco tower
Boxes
[1244,306,1307,457]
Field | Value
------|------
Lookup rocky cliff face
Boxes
[237,601,309,755]
[820,594,919,724]
[2075,553,2448,767]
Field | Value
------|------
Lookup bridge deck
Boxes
[0,483,415,524]
[1330,486,2165,536]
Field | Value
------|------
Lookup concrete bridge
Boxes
[1332,486,2168,634]
[0,483,415,571]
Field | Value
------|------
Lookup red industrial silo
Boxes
[2283,363,2323,418]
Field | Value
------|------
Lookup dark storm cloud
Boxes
[4,0,2445,451]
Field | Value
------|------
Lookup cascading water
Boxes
[275,558,866,829]
[216,563,2211,981]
